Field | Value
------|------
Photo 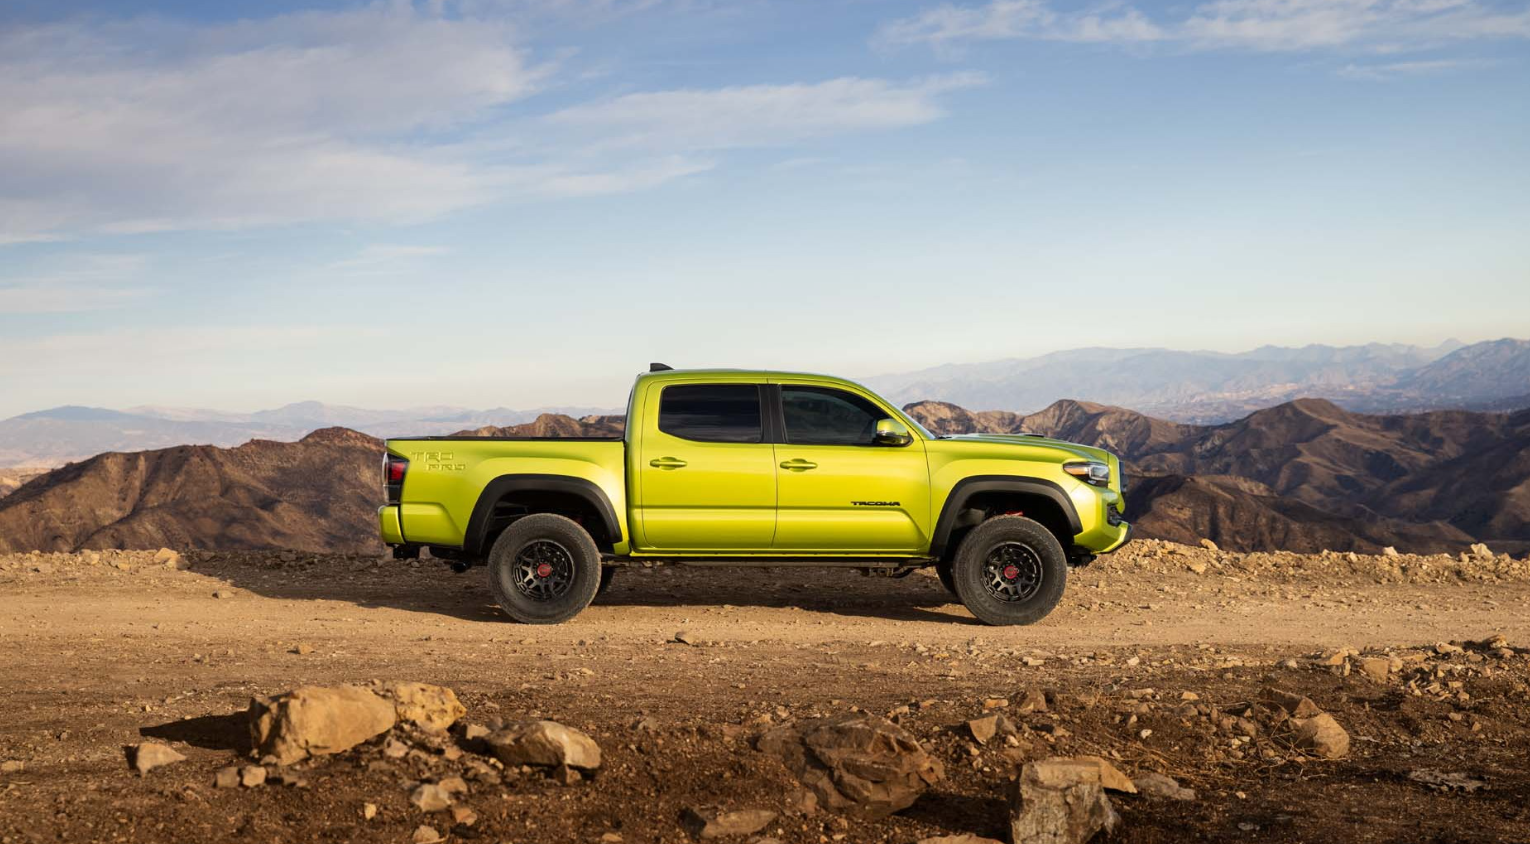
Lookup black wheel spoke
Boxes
[512,540,576,602]
[982,541,1043,603]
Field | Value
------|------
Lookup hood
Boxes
[941,432,1116,465]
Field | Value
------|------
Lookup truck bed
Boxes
[385,436,628,553]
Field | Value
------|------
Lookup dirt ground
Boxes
[2,541,1529,844]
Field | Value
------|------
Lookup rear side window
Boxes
[781,386,884,445]
[658,385,762,443]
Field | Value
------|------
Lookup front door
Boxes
[772,384,930,552]
[637,383,777,550]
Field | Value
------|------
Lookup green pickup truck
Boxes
[380,366,1131,626]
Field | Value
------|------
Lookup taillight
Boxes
[384,454,409,502]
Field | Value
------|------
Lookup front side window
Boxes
[781,386,884,445]
[658,384,762,443]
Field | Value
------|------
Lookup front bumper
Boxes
[378,505,405,545]
[1100,522,1133,554]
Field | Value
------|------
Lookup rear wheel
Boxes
[487,514,602,624]
[950,515,1068,626]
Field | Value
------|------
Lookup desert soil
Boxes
[2,541,1529,843]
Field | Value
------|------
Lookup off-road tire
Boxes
[935,561,958,597]
[594,566,617,601]
[950,515,1068,626]
[487,514,602,624]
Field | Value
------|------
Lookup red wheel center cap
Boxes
[535,562,553,578]
[1003,564,1020,580]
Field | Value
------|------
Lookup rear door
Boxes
[636,383,777,550]
[771,383,930,552]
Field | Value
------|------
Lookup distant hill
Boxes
[870,337,1530,423]
[0,401,621,468]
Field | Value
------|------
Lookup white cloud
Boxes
[546,74,988,150]
[0,2,982,243]
[879,0,1530,54]
[0,3,546,241]
[876,0,1164,48]
[1337,57,1476,78]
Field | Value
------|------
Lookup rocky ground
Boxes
[2,540,1530,843]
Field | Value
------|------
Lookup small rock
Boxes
[1198,538,1219,551]
[674,630,699,646]
[212,589,235,599]
[1,760,23,774]
[410,783,453,812]
[292,644,314,655]
[1133,772,1196,801]
[438,776,468,795]
[968,714,1000,745]
[1468,543,1494,561]
[248,685,397,765]
[383,737,410,759]
[1185,560,1208,575]
[128,742,185,775]
[600,834,624,843]
[384,682,467,733]
[153,548,185,569]
[1015,689,1048,714]
[240,765,267,787]
[1010,759,1122,844]
[363,802,378,820]
[917,836,1005,844]
[213,766,240,788]
[1290,713,1350,759]
[552,764,582,785]
[1262,688,1323,718]
[450,805,478,826]
[756,713,943,818]
[1382,546,1400,558]
[412,825,442,844]
[486,721,602,770]
[681,807,778,839]
[1358,657,1391,682]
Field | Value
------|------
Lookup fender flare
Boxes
[929,475,1083,558]
[465,474,622,556]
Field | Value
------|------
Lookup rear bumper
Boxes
[378,505,405,545]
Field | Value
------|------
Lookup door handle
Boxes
[780,459,818,471]
[649,457,688,469]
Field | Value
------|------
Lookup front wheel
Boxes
[487,514,602,624]
[950,516,1068,626]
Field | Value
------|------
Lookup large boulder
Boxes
[756,713,944,818]
[248,685,397,765]
[1010,759,1121,844]
[383,682,466,733]
[485,721,602,770]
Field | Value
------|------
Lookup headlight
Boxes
[1064,460,1111,487]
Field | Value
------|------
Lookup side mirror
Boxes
[873,418,913,447]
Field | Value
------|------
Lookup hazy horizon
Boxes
[0,333,1515,419]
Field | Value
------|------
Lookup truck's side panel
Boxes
[390,439,629,553]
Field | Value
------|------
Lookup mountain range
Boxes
[0,401,620,469]
[1,401,1525,556]
[6,337,1526,470]
[866,337,1530,423]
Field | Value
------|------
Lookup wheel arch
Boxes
[465,474,622,558]
[930,475,1082,560]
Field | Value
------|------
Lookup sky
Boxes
[1,0,1528,418]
